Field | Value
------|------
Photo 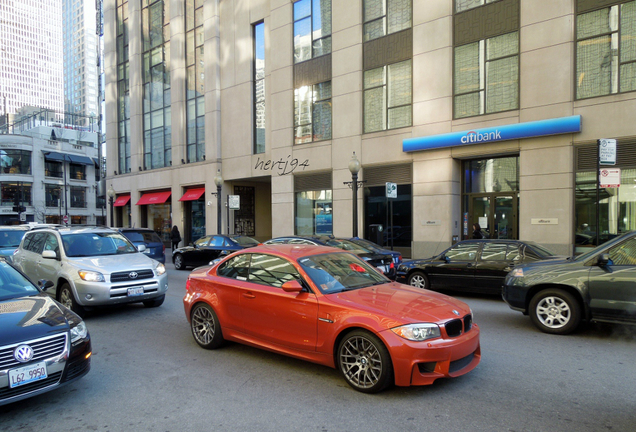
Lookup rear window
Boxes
[124,231,162,243]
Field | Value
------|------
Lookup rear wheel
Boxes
[337,330,393,393]
[143,295,165,308]
[190,303,224,349]
[58,283,86,318]
[174,254,185,270]
[408,271,429,290]
[529,289,581,335]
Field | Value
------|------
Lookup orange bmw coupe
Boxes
[183,244,481,393]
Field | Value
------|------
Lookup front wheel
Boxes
[408,271,429,290]
[529,289,581,335]
[190,303,224,349]
[173,254,185,270]
[58,283,86,318]
[337,330,393,393]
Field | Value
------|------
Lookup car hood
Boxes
[0,294,76,345]
[68,253,157,273]
[327,282,471,327]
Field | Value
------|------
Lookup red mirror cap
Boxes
[282,280,303,292]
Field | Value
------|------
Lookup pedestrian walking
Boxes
[171,225,182,252]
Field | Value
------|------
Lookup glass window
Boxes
[69,164,86,180]
[444,243,480,261]
[506,245,522,261]
[1,183,32,207]
[70,187,87,208]
[117,0,131,174]
[24,232,46,253]
[480,243,507,261]
[185,0,205,162]
[294,81,332,144]
[0,149,31,174]
[217,254,251,280]
[254,21,266,154]
[455,0,501,13]
[608,237,636,265]
[464,157,519,193]
[364,60,412,133]
[294,0,332,63]
[45,184,62,207]
[363,183,412,248]
[364,0,412,42]
[295,189,333,235]
[248,254,301,287]
[454,32,519,118]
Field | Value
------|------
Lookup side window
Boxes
[506,245,522,261]
[608,238,636,266]
[445,243,480,261]
[43,234,59,253]
[248,253,300,287]
[194,236,211,247]
[217,254,251,280]
[25,233,47,253]
[480,243,507,261]
[210,236,224,247]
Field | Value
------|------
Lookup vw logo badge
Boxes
[452,310,460,316]
[129,271,139,279]
[14,344,34,363]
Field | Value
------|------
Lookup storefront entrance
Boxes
[462,156,519,240]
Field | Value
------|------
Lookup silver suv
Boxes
[13,226,168,317]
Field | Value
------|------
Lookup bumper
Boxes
[73,273,168,307]
[502,283,528,313]
[382,324,481,387]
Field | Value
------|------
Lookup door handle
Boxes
[242,292,256,299]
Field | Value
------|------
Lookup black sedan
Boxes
[0,259,91,407]
[263,235,396,278]
[173,234,260,270]
[396,239,561,294]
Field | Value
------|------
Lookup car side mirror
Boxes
[137,244,147,252]
[282,280,303,293]
[442,255,450,263]
[597,253,611,267]
[38,279,55,291]
[42,250,59,260]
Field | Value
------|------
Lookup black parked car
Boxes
[173,234,260,270]
[0,259,91,406]
[346,237,403,267]
[119,228,166,263]
[397,239,561,294]
[504,231,636,335]
[263,235,396,278]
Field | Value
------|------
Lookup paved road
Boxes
[2,257,635,431]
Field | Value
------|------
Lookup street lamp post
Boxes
[213,170,223,234]
[106,184,115,227]
[343,152,365,238]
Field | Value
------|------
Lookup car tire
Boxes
[337,330,393,394]
[408,271,429,290]
[174,254,185,270]
[58,283,86,318]
[190,303,224,349]
[529,288,581,335]
[143,295,165,308]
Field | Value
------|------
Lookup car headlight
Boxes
[70,320,88,343]
[78,270,104,282]
[155,262,166,276]
[391,323,440,341]
[510,268,524,277]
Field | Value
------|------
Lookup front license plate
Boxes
[9,361,48,388]
[128,287,145,296]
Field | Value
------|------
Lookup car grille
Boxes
[444,315,473,338]
[449,353,475,373]
[0,371,63,401]
[65,358,90,381]
[111,269,155,282]
[0,333,67,370]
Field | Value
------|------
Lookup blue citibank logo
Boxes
[402,115,581,152]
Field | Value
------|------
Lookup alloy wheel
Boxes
[535,295,571,329]
[339,335,383,389]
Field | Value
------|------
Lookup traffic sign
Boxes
[228,195,240,210]
[599,139,616,165]
[63,215,69,224]
[386,182,397,199]
[600,168,621,188]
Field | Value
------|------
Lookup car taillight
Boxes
[186,279,191,291]
[390,262,394,269]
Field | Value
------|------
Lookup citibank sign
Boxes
[403,115,581,152]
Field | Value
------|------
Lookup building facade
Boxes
[104,0,636,257]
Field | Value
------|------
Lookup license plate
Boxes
[128,287,145,296]
[9,361,48,388]
[377,265,388,273]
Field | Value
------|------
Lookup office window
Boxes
[294,81,332,144]
[363,0,411,42]
[576,1,636,99]
[116,0,130,174]
[186,0,205,163]
[45,184,62,207]
[296,189,333,235]
[364,60,412,133]
[454,31,519,119]
[0,149,31,174]
[455,0,501,13]
[254,22,265,154]
[294,0,332,63]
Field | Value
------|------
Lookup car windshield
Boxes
[0,230,26,248]
[524,241,557,258]
[123,230,162,243]
[231,236,260,247]
[0,261,39,301]
[62,232,139,257]
[297,252,388,294]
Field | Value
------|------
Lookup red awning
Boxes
[113,195,131,207]
[178,188,206,202]
[136,191,172,205]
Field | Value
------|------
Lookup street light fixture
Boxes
[213,170,223,234]
[343,152,366,238]
[106,184,116,227]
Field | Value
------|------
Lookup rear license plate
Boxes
[377,265,388,273]
[128,287,145,296]
[9,361,48,388]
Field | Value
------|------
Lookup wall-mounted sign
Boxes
[600,168,621,188]
[402,115,581,152]
[531,218,558,225]
[228,195,240,210]
[422,220,441,226]
[599,139,617,165]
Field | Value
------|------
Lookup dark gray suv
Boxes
[503,231,636,334]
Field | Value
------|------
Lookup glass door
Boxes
[494,196,515,239]
[471,196,491,238]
